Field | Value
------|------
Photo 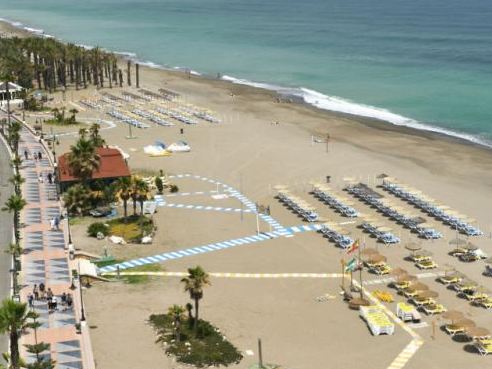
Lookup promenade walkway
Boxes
[18,125,94,369]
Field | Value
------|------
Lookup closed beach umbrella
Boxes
[417,290,438,299]
[466,327,490,339]
[442,310,464,323]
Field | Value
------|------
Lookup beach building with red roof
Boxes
[57,147,130,190]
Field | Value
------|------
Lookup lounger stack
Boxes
[319,222,353,248]
[347,183,441,240]
[277,190,319,222]
[382,178,482,236]
[312,184,359,217]
[360,306,395,336]
[396,302,421,322]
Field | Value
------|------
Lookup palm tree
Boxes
[181,266,211,333]
[63,184,91,215]
[67,138,100,183]
[0,299,38,369]
[130,177,148,216]
[88,123,105,147]
[137,182,150,216]
[116,177,132,219]
[11,155,22,174]
[167,305,185,342]
[3,194,27,246]
[68,108,78,124]
[9,173,25,196]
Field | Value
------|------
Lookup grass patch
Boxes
[69,216,85,226]
[93,259,123,268]
[87,215,154,243]
[96,259,162,284]
[149,314,242,367]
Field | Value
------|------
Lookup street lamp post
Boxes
[78,261,86,321]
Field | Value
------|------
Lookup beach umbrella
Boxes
[405,242,422,252]
[454,319,476,329]
[414,250,433,258]
[366,254,387,264]
[397,274,417,282]
[416,290,438,299]
[449,238,468,246]
[459,279,478,288]
[442,310,464,323]
[360,248,378,256]
[408,282,429,292]
[348,297,370,310]
[390,267,408,276]
[465,327,490,339]
[463,243,479,251]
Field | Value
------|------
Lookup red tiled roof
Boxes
[58,147,130,183]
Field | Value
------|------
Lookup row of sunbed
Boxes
[276,190,319,222]
[132,109,175,126]
[346,183,442,240]
[107,110,150,128]
[382,178,483,236]
[359,218,400,245]
[311,184,359,217]
[319,222,354,249]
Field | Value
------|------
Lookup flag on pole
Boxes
[345,258,357,272]
[346,239,359,254]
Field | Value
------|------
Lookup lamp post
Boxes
[78,261,86,321]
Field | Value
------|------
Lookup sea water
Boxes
[1,0,492,145]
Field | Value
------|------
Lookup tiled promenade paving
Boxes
[17,125,95,369]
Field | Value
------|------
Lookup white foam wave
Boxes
[221,75,491,148]
[1,17,489,148]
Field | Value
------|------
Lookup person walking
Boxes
[54,216,60,230]
[24,150,29,160]
[27,293,34,308]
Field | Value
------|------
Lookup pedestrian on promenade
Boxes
[24,150,29,160]
[47,288,53,300]
[28,293,34,308]
[50,217,56,230]
[39,282,46,300]
[33,284,39,300]
[38,152,42,160]
[47,172,53,184]
[38,174,44,183]
[66,293,73,309]
[54,216,60,230]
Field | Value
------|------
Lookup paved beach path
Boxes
[18,123,95,369]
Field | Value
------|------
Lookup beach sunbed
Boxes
[422,304,446,315]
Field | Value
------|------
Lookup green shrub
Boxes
[87,222,109,237]
[155,176,163,194]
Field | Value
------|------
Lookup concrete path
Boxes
[18,123,95,369]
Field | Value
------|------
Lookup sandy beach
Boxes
[3,19,492,369]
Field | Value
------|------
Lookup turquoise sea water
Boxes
[1,0,492,145]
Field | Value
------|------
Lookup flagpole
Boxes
[341,259,345,290]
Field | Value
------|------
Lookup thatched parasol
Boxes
[397,274,417,283]
[390,267,408,276]
[360,248,379,257]
[348,297,370,310]
[366,254,387,264]
[405,242,422,252]
[408,282,429,291]
[414,250,433,258]
[416,290,438,299]
[465,327,490,339]
[442,310,464,323]
[454,319,476,329]
[449,238,468,246]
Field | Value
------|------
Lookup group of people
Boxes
[28,283,74,313]
[38,171,54,184]
[24,149,43,161]
[50,215,61,230]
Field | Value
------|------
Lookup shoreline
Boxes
[1,17,491,151]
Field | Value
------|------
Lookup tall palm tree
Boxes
[116,177,132,219]
[67,138,100,183]
[130,177,148,216]
[3,194,27,246]
[9,173,25,196]
[63,184,91,216]
[167,305,185,342]
[137,181,150,216]
[10,155,22,174]
[0,299,38,369]
[181,266,211,333]
[88,123,105,147]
